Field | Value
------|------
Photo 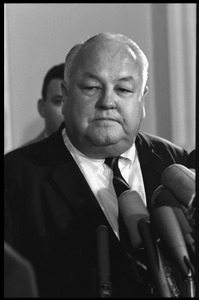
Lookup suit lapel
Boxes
[136,133,164,209]
[47,125,109,226]
[51,161,107,224]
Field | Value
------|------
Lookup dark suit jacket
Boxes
[4,123,189,298]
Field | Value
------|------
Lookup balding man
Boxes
[4,33,192,297]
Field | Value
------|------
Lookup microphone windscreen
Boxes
[118,190,149,249]
[152,187,193,237]
[161,164,195,208]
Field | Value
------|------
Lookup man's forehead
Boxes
[70,40,140,82]
[81,40,137,63]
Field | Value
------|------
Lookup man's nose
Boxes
[97,89,116,109]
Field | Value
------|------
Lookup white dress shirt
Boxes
[62,128,146,240]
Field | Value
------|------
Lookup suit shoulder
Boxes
[4,137,50,166]
[4,127,70,168]
[137,131,189,162]
[22,130,46,147]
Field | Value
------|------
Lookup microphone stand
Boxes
[96,225,112,298]
[138,218,172,297]
[184,256,195,298]
[185,270,195,298]
[99,284,112,298]
[161,259,180,298]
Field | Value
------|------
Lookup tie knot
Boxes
[104,156,130,196]
[104,156,120,170]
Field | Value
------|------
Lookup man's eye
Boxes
[82,86,101,94]
[117,88,132,94]
[84,86,100,90]
[52,98,63,105]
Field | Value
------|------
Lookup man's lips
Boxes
[95,118,116,121]
[91,117,121,124]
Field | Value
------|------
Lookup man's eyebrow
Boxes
[81,73,136,83]
[118,76,135,83]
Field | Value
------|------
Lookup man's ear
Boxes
[37,99,46,118]
[141,86,149,120]
[143,85,149,96]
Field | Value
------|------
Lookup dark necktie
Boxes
[104,156,134,252]
[104,156,130,197]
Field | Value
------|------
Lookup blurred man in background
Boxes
[26,63,65,144]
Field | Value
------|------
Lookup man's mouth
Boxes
[93,117,119,123]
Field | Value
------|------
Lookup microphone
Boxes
[151,204,192,279]
[161,164,195,209]
[118,190,171,297]
[118,190,150,249]
[187,149,196,170]
[96,225,111,298]
[151,186,195,254]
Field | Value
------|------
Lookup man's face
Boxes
[41,78,64,135]
[62,40,147,158]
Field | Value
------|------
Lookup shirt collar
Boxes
[62,128,104,172]
[120,143,136,165]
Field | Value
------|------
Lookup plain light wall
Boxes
[5,3,196,152]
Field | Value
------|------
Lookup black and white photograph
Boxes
[4,3,196,298]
